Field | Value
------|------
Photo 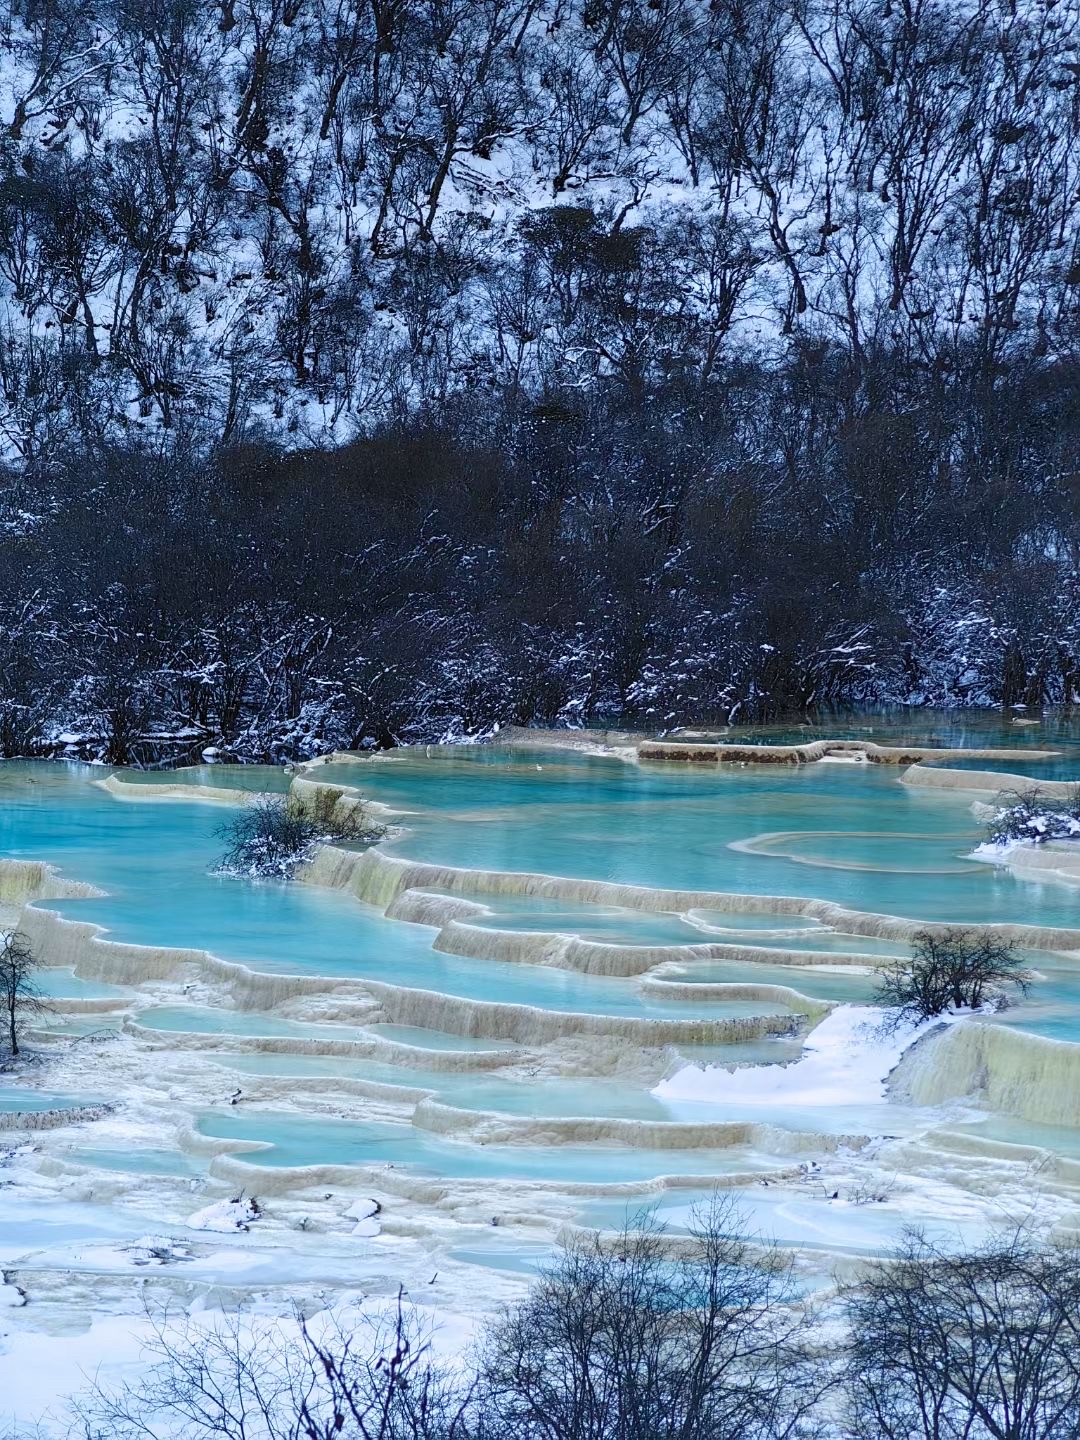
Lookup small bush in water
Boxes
[985,785,1080,845]
[215,792,384,878]
[876,927,1031,1022]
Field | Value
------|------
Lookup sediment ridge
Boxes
[428,918,856,988]
[0,858,100,907]
[17,902,798,1053]
[355,979,801,1047]
[410,1097,870,1155]
[0,1104,113,1132]
[896,1020,1080,1128]
[637,740,1063,766]
[96,774,252,805]
[304,843,1080,953]
[902,764,1078,796]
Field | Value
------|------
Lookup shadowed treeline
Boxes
[1,361,1077,761]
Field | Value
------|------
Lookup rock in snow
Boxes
[186,1197,260,1233]
[344,1198,382,1238]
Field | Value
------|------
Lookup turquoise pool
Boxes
[0,1086,93,1113]
[649,961,879,1005]
[2,726,1080,1215]
[574,1188,993,1255]
[0,768,797,1023]
[667,707,1080,752]
[204,1052,675,1118]
[327,747,1080,927]
[4,754,1080,1041]
[35,969,127,1000]
[197,1109,778,1182]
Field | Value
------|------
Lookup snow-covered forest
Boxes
[0,0,1078,759]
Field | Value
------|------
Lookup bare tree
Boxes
[841,1230,1080,1440]
[0,930,46,1058]
[875,928,1031,1023]
[72,1292,475,1440]
[480,1194,829,1440]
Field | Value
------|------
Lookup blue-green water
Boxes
[921,755,1080,782]
[0,1086,90,1113]
[670,707,1080,752]
[463,905,708,947]
[197,1109,775,1182]
[0,767,792,1023]
[136,1006,378,1040]
[3,751,1080,1044]
[650,962,878,1005]
[66,1147,205,1177]
[328,748,1080,928]
[574,1189,990,1254]
[682,923,911,958]
[204,1052,674,1118]
[2,731,1080,1206]
[35,969,127,1000]
[359,1025,517,1052]
[932,1115,1080,1159]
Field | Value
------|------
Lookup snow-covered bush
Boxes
[215,793,385,879]
[985,788,1080,847]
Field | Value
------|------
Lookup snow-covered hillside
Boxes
[0,0,1076,756]
[0,0,1074,450]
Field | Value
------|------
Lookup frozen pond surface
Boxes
[574,1186,993,1256]
[0,1085,91,1112]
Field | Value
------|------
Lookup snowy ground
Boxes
[655,1005,954,1109]
[0,983,1074,1430]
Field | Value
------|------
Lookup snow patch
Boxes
[654,1005,950,1109]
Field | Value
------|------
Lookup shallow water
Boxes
[66,1146,205,1177]
[197,1109,777,1182]
[36,1016,123,1038]
[683,910,827,934]
[464,904,708,947]
[0,1085,92,1112]
[934,1115,1080,1159]
[921,754,1080,783]
[672,707,1080,752]
[0,767,794,1024]
[203,1052,674,1118]
[681,922,911,959]
[359,1025,518,1052]
[109,764,292,793]
[650,962,878,1005]
[35,969,127,1000]
[575,1187,993,1255]
[136,1005,378,1040]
